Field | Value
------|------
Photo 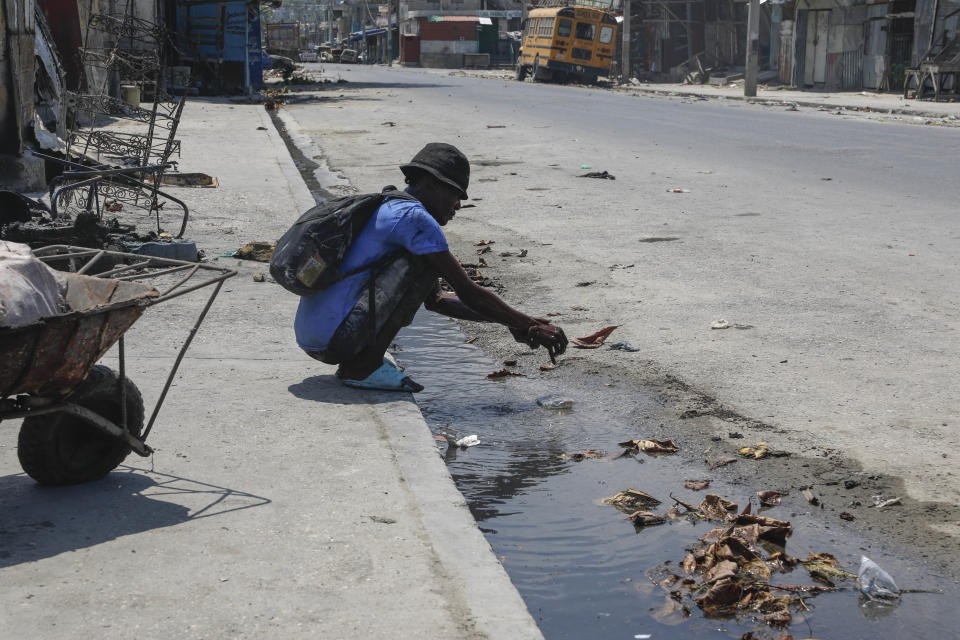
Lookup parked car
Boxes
[339,48,358,63]
[299,49,318,62]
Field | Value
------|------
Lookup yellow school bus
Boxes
[516,6,619,83]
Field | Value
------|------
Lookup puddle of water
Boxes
[396,310,959,640]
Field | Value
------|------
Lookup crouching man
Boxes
[294,142,567,391]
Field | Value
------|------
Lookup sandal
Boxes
[337,362,424,392]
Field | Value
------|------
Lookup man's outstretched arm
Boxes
[420,251,567,361]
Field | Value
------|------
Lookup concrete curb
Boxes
[375,399,544,640]
[619,85,960,119]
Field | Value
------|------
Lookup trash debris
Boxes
[572,326,618,348]
[802,489,820,506]
[711,319,730,330]
[604,489,661,513]
[575,281,595,287]
[839,512,855,521]
[858,556,900,600]
[579,171,616,180]
[561,449,606,461]
[539,362,558,371]
[873,496,901,509]
[537,394,574,409]
[844,480,860,490]
[667,188,690,193]
[580,164,592,169]
[235,241,275,262]
[684,480,711,491]
[455,434,480,448]
[757,490,782,507]
[159,173,219,188]
[706,456,737,469]
[475,239,495,246]
[252,273,265,282]
[618,439,679,454]
[382,121,396,126]
[608,341,641,352]
[519,249,528,258]
[486,124,507,128]
[464,337,478,344]
[488,368,524,379]
[476,245,492,255]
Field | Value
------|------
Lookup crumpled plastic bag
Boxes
[0,241,66,328]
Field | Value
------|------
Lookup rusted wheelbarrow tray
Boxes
[0,273,158,399]
[1,245,235,484]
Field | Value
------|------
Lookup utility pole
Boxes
[387,0,393,65]
[744,0,760,97]
[621,0,630,83]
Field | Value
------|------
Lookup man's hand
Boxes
[510,321,568,363]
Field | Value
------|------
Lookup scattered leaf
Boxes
[474,239,495,246]
[571,325,618,348]
[626,510,666,527]
[739,442,769,459]
[618,439,680,454]
[684,479,711,491]
[839,512,855,521]
[561,449,606,462]
[706,456,737,469]
[539,362,557,371]
[697,494,739,521]
[802,489,820,506]
[758,490,782,507]
[604,489,662,513]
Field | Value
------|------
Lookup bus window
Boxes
[537,17,555,38]
[575,22,595,41]
[557,19,572,38]
[599,25,614,44]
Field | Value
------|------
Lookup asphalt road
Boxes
[289,63,960,571]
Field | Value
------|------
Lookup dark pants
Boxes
[305,254,438,376]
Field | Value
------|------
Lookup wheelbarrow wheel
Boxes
[17,365,144,485]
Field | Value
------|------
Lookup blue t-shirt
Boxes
[294,197,448,351]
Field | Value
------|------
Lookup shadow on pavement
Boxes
[0,466,270,569]
[288,374,416,405]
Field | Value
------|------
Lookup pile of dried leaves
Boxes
[645,493,856,629]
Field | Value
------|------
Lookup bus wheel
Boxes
[516,61,527,81]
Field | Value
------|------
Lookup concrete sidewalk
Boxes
[617,79,960,120]
[0,99,541,639]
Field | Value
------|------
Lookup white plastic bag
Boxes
[0,241,66,328]
[858,555,900,599]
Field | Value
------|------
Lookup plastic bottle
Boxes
[857,555,900,599]
[536,394,574,410]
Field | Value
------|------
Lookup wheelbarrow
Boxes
[0,245,236,485]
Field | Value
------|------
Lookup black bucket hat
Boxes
[400,143,470,200]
